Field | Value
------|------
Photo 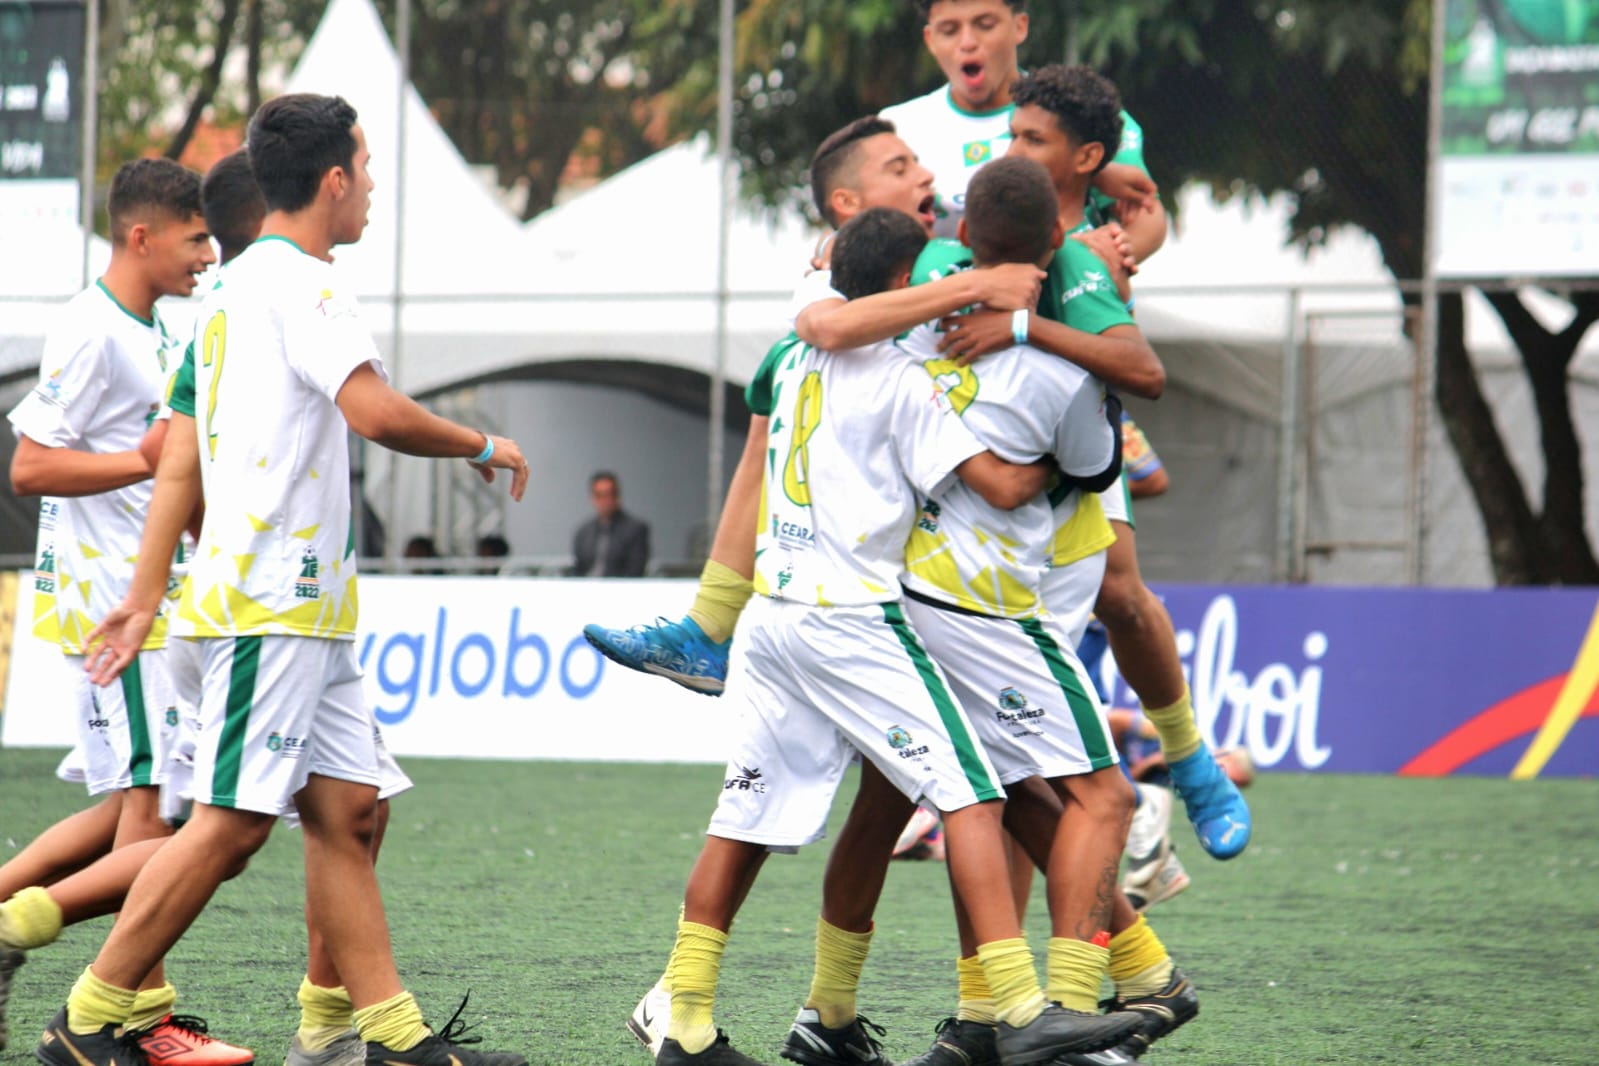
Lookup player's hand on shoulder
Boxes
[974,261,1044,312]
[469,434,530,502]
[1093,163,1158,217]
[1072,223,1137,280]
[938,309,1017,366]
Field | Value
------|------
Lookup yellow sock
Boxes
[1107,914,1173,998]
[686,560,753,643]
[66,967,137,1036]
[0,886,64,950]
[804,918,872,1029]
[975,938,1045,1029]
[664,920,729,1055]
[352,991,427,1052]
[1143,690,1203,762]
[297,978,355,1051]
[1047,938,1111,1013]
[955,955,996,1025]
[126,982,177,1031]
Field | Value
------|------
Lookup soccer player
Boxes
[893,21,1251,858]
[647,207,1139,1066]
[584,116,1045,691]
[49,93,528,1066]
[1,157,258,1066]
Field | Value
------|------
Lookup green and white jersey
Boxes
[7,282,183,652]
[753,338,988,607]
[881,86,1013,240]
[910,239,1129,573]
[1087,109,1147,224]
[175,236,382,642]
[894,314,1115,620]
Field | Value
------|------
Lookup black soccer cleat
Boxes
[365,997,525,1066]
[36,1006,148,1066]
[994,1005,1142,1065]
[779,1009,891,1065]
[657,1031,768,1065]
[897,1017,997,1066]
[1100,967,1199,1057]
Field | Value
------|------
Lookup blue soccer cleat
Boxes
[1167,748,1252,859]
[583,616,730,696]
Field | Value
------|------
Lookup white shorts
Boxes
[708,597,1004,850]
[190,636,392,817]
[902,597,1118,784]
[67,650,178,796]
[1100,475,1132,527]
[1041,549,1108,649]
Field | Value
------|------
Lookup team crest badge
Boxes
[999,687,1028,711]
[266,732,283,753]
[887,726,913,749]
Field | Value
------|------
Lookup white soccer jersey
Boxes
[176,236,384,641]
[753,339,988,607]
[880,86,1013,239]
[7,283,183,651]
[895,325,1115,619]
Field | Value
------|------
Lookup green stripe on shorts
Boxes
[211,636,262,807]
[1018,618,1116,770]
[881,602,1002,802]
[121,655,154,787]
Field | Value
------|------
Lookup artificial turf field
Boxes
[1,747,1594,1065]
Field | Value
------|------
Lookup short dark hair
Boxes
[1012,65,1123,175]
[830,207,929,301]
[107,158,202,245]
[202,148,266,263]
[590,471,620,492]
[247,93,359,213]
[916,0,1026,19]
[809,115,897,228]
[963,156,1056,266]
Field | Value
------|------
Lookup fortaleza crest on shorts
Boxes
[165,707,179,727]
[887,726,913,749]
[266,732,283,752]
[999,687,1027,711]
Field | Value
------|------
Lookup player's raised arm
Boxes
[796,262,1043,352]
[334,362,529,501]
[83,411,202,685]
[953,452,1056,510]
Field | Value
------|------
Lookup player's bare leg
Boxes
[0,795,122,897]
[584,418,767,696]
[1096,522,1251,859]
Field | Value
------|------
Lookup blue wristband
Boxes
[1124,297,1136,313]
[470,435,494,465]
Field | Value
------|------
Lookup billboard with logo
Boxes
[3,575,1595,777]
[0,0,84,229]
[1434,0,1599,277]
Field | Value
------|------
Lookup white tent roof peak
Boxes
[285,0,526,297]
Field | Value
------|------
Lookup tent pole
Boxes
[1275,287,1302,583]
[1412,0,1445,587]
[708,0,734,546]
[80,0,98,287]
[375,0,411,569]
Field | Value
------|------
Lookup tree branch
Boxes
[164,0,245,161]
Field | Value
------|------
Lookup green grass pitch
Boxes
[1,748,1595,1064]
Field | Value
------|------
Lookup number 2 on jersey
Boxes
[781,371,823,506]
[201,311,226,459]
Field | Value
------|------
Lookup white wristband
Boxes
[1011,308,1030,346]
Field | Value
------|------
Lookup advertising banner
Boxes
[4,575,1595,777]
[1435,0,1599,277]
[0,1,83,229]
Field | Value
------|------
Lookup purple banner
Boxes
[1092,585,1599,778]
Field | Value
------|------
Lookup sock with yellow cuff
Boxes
[126,983,177,1031]
[352,991,427,1052]
[664,920,730,1055]
[686,561,753,644]
[1107,914,1173,999]
[1143,689,1203,762]
[1047,937,1112,1013]
[297,978,355,1051]
[975,938,1045,1029]
[66,967,137,1036]
[954,954,997,1025]
[804,918,873,1029]
[0,886,64,950]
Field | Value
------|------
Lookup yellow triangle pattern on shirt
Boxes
[247,513,273,533]
[79,542,103,560]
[291,525,320,540]
[234,553,257,579]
